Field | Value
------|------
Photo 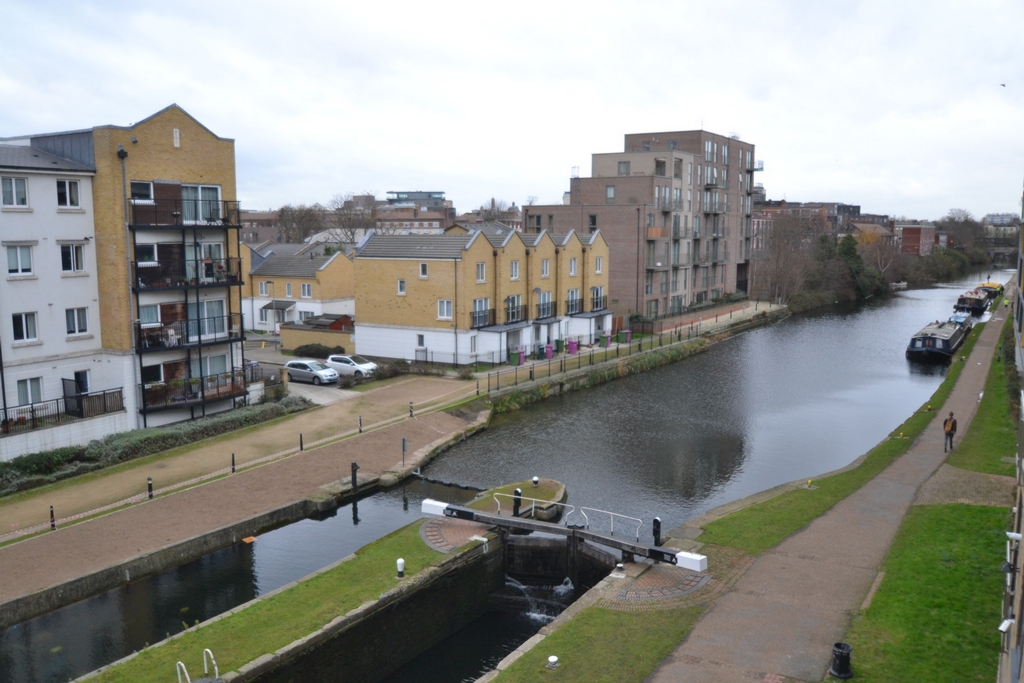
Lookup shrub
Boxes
[457,366,476,380]
[293,344,345,359]
[278,395,313,412]
[374,360,411,380]
[409,363,446,376]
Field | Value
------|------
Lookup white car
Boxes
[284,359,339,385]
[325,354,378,378]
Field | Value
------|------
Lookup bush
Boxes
[409,363,446,376]
[293,344,345,359]
[374,360,411,380]
[278,395,313,412]
[457,366,476,380]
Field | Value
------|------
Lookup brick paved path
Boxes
[914,463,1015,506]
[420,517,490,553]
[649,310,1009,683]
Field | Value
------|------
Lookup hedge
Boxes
[293,344,345,359]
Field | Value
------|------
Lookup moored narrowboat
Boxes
[953,290,988,316]
[977,281,1004,300]
[906,318,969,362]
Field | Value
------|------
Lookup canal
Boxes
[0,270,1004,683]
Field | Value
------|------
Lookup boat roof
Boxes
[913,320,962,340]
[978,282,1003,289]
[958,290,985,298]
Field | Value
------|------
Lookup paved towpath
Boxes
[652,309,1008,682]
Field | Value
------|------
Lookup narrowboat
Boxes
[977,281,1004,300]
[953,290,988,316]
[906,318,969,362]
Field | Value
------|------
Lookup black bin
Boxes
[829,642,853,679]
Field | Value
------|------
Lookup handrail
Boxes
[493,492,574,519]
[176,661,191,683]
[203,649,219,679]
[578,506,643,541]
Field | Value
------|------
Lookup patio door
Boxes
[185,242,224,283]
[187,299,226,342]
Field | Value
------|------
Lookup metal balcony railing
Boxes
[746,160,764,172]
[130,199,241,227]
[565,298,583,315]
[1,389,124,437]
[591,295,608,311]
[471,308,495,328]
[536,301,557,319]
[137,313,244,351]
[132,257,243,289]
[505,304,525,324]
[704,202,729,215]
[139,369,246,411]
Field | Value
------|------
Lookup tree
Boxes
[858,232,900,275]
[277,204,325,243]
[936,208,983,249]
[325,193,379,243]
[757,214,814,303]
[478,198,511,222]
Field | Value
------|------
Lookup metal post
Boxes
[409,401,414,418]
[299,433,304,451]
[512,488,522,518]
[476,380,479,396]
[653,517,662,547]
[50,505,56,531]
[231,453,236,473]
[402,437,407,466]
[358,415,362,433]
[147,477,153,500]
[351,462,359,491]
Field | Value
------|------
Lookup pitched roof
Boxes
[356,233,474,259]
[0,144,94,172]
[251,253,337,278]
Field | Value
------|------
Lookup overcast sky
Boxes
[2,0,1022,220]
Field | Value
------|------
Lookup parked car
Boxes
[284,359,339,385]
[325,354,378,377]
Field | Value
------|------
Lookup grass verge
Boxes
[843,504,1005,682]
[699,323,985,553]
[92,522,443,683]
[495,605,702,683]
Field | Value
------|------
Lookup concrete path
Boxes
[650,312,1007,683]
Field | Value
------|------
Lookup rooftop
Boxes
[251,253,337,278]
[0,143,94,173]
[357,233,473,259]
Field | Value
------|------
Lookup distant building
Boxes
[385,191,456,227]
[897,224,935,256]
[982,212,1018,226]
[239,209,285,244]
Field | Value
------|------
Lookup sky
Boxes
[2,0,1023,221]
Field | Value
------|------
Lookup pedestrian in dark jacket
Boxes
[943,411,957,452]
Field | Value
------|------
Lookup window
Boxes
[17,378,42,406]
[139,304,160,326]
[642,141,651,152]
[397,279,406,294]
[606,185,615,203]
[74,370,89,394]
[569,257,577,276]
[510,260,519,280]
[56,180,80,207]
[301,283,312,298]
[722,144,729,164]
[182,185,221,223]
[617,161,630,176]
[12,312,37,341]
[419,263,428,278]
[417,334,425,347]
[674,159,683,179]
[438,299,452,320]
[191,353,228,379]
[66,307,88,335]
[7,245,32,274]
[688,162,693,185]
[470,335,477,353]
[588,215,597,232]
[655,159,666,176]
[669,140,678,150]
[596,256,603,274]
[61,244,85,272]
[2,177,28,207]
[542,258,550,278]
[135,244,157,263]
[705,140,712,161]
[140,364,163,384]
[476,262,486,282]
[299,310,314,321]
[645,272,653,295]
[286,282,292,298]
[530,215,542,230]
[130,181,153,202]
[259,281,269,296]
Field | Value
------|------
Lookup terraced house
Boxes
[353,224,610,364]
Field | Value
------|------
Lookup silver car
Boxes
[325,354,378,378]
[284,359,339,385]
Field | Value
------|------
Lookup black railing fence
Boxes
[1,389,125,437]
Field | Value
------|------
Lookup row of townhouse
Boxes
[1,105,248,458]
[353,223,611,365]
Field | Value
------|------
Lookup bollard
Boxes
[532,476,539,488]
[409,401,414,418]
[358,415,362,434]
[147,477,153,500]
[476,380,480,396]
[402,437,407,466]
[50,505,56,531]
[231,453,236,474]
[512,488,522,517]
[397,558,405,578]
[351,462,359,491]
[829,642,853,679]
[299,433,304,452]
[653,517,662,547]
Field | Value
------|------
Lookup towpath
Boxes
[652,310,1008,682]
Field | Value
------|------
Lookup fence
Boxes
[1,388,125,437]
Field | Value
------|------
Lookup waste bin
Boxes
[544,344,553,359]
[829,643,853,679]
[554,339,564,353]
[536,346,546,360]
[567,339,578,355]
[600,334,610,348]
[510,350,521,366]
[616,331,628,344]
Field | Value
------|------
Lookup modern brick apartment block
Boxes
[527,131,760,318]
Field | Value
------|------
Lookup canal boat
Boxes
[977,281,1004,300]
[906,318,969,362]
[953,290,989,316]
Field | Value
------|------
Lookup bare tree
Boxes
[478,198,510,221]
[525,195,538,206]
[325,193,379,243]
[858,232,900,275]
[756,214,814,303]
[936,208,983,249]
[277,204,325,243]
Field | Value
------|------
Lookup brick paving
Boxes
[612,564,710,603]
[914,463,1015,506]
[420,517,490,553]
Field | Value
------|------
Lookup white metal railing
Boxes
[176,661,191,683]
[493,492,574,519]
[204,649,219,679]
[576,507,643,541]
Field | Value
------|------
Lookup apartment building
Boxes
[353,226,610,363]
[0,145,131,455]
[527,130,759,319]
[4,105,248,429]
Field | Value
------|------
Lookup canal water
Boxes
[0,269,1005,683]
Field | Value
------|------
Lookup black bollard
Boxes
[299,433,304,451]
[231,453,236,473]
[402,437,407,467]
[512,488,522,517]
[409,401,414,418]
[351,462,360,491]
[653,517,662,547]
[829,642,853,679]
[358,415,362,434]
[147,477,153,500]
[50,505,56,531]
[476,380,480,396]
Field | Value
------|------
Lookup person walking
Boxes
[943,411,957,452]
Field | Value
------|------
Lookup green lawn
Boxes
[843,505,1006,682]
[92,522,445,683]
[495,605,702,683]
[699,324,984,553]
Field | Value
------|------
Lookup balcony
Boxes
[471,308,496,328]
[693,252,709,266]
[748,182,764,194]
[139,369,247,412]
[504,304,525,324]
[646,256,669,270]
[659,199,681,212]
[535,301,557,320]
[713,250,729,263]
[704,178,727,189]
[130,199,241,228]
[133,258,243,290]
[647,227,669,239]
[565,298,583,315]
[1,389,124,437]
[703,202,729,215]
[746,160,764,172]
[590,295,608,312]
[137,314,244,353]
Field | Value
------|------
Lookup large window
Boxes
[617,161,630,176]
[17,378,41,405]
[139,304,160,326]
[57,180,80,207]
[605,185,615,203]
[12,312,37,341]
[2,177,27,207]
[437,299,452,320]
[6,245,32,274]
[135,244,157,264]
[182,185,221,223]
[66,307,88,335]
[130,182,154,202]
[301,283,312,298]
[191,353,228,379]
[61,244,85,272]
[188,299,226,338]
[258,281,269,296]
